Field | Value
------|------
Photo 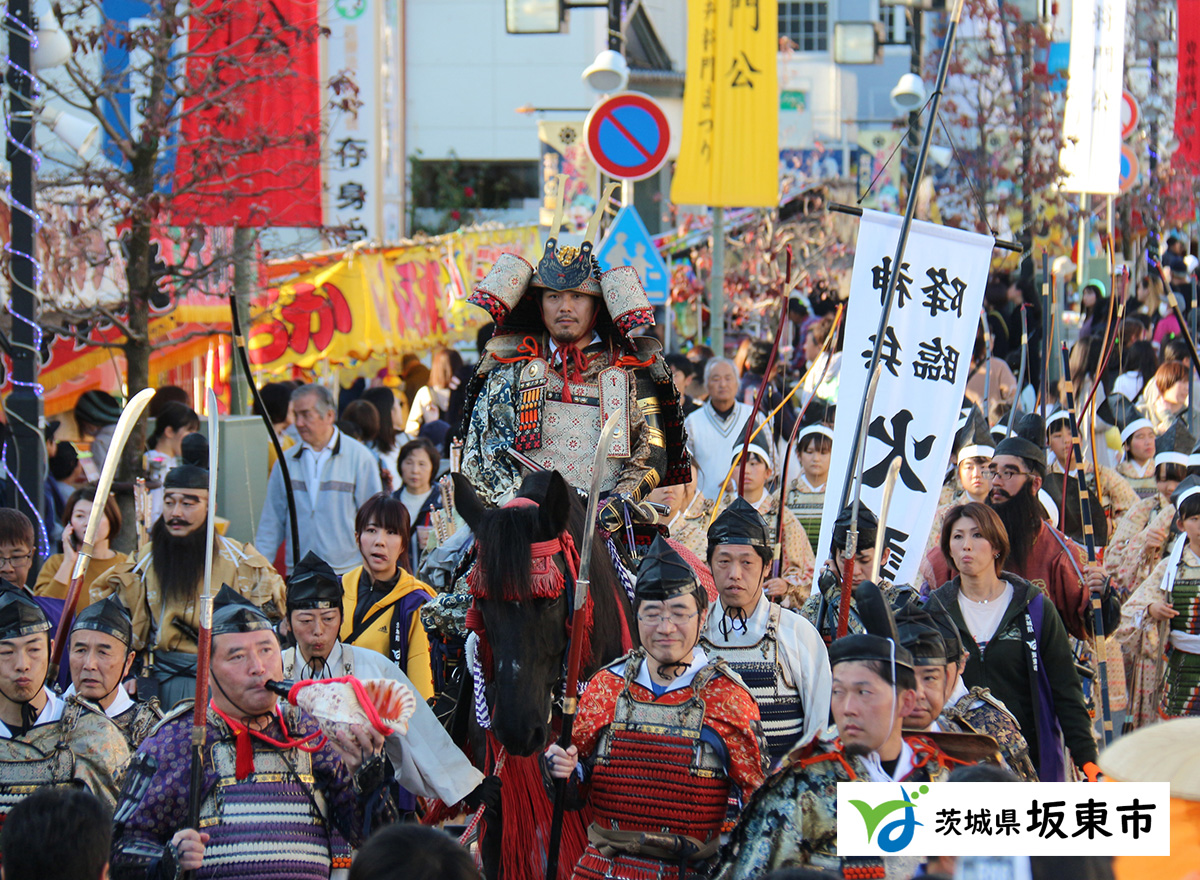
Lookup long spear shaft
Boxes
[48,388,156,682]
[1038,253,1049,415]
[981,311,993,421]
[1166,288,1200,408]
[229,294,301,570]
[737,247,792,495]
[184,390,220,880]
[1006,305,1027,439]
[838,0,969,520]
[1059,345,1113,747]
[772,308,845,578]
[840,364,882,640]
[545,411,622,880]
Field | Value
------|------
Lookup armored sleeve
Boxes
[110,720,193,880]
[459,359,524,506]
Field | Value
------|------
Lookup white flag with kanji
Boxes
[815,210,995,589]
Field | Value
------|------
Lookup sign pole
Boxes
[711,207,725,354]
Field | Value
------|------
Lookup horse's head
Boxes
[456,470,575,756]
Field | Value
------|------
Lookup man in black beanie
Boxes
[281,551,490,812]
[91,463,285,708]
[545,536,767,880]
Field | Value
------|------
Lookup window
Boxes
[878,5,908,45]
[778,2,829,52]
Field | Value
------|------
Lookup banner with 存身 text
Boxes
[671,0,778,207]
[1059,0,1126,193]
[815,211,994,587]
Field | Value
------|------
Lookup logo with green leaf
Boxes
[848,784,927,852]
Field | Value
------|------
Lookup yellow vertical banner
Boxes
[672,0,779,207]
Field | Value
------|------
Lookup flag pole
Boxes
[837,0,970,532]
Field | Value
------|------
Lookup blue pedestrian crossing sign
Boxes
[596,206,669,305]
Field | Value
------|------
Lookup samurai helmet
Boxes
[827,581,914,676]
[1100,393,1153,445]
[1158,419,1196,469]
[469,178,654,339]
[634,535,705,609]
[71,595,133,648]
[707,497,772,565]
[953,403,994,465]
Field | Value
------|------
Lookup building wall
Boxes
[405,0,609,161]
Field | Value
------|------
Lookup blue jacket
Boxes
[257,429,383,574]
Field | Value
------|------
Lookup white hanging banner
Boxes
[1059,0,1127,194]
[815,210,995,587]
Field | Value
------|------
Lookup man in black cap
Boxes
[66,596,162,748]
[92,463,286,708]
[0,592,129,820]
[111,586,399,879]
[545,536,767,880]
[907,600,1037,781]
[920,428,1098,641]
[714,583,954,879]
[700,497,831,765]
[802,504,902,642]
[281,551,490,812]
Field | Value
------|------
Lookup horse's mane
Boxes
[473,471,637,668]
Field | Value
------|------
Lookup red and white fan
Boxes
[268,676,417,738]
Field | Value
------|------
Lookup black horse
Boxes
[453,469,637,880]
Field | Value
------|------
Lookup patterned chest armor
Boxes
[1170,565,1200,637]
[514,358,629,495]
[701,605,804,766]
[0,726,77,823]
[589,655,732,844]
[196,727,349,880]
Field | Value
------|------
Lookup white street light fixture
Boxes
[891,73,927,113]
[40,106,99,157]
[31,0,71,69]
[582,49,629,92]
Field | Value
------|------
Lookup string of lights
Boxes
[3,4,50,557]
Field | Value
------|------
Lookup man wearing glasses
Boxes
[0,508,70,686]
[544,535,767,880]
[920,434,1100,641]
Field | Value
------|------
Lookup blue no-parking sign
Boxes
[584,92,670,182]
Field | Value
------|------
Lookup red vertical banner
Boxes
[172,0,323,227]
[1176,0,1200,168]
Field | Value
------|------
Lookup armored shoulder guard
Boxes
[454,334,533,442]
[702,656,753,695]
[969,686,1019,720]
[628,337,690,486]
[150,699,195,735]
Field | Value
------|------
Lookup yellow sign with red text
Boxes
[247,225,541,373]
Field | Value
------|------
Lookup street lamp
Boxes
[582,49,628,92]
[40,106,99,157]
[890,73,926,112]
